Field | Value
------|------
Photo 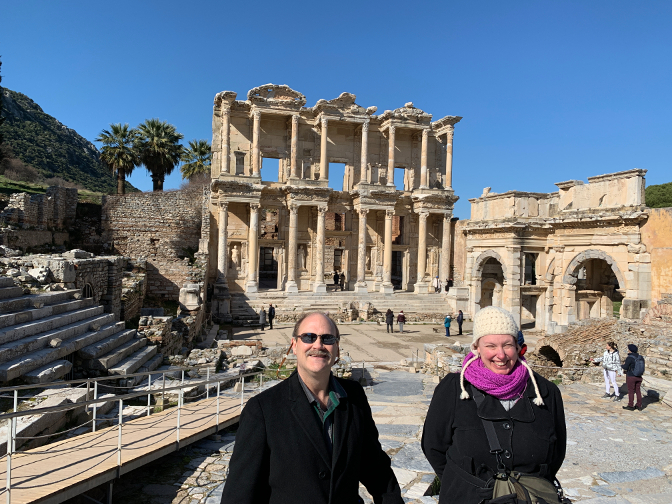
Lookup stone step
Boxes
[77,329,136,360]
[0,323,124,382]
[0,305,105,346]
[108,345,158,376]
[23,360,73,384]
[0,298,95,329]
[0,290,81,314]
[0,286,25,300]
[89,337,147,371]
[0,277,15,288]
[0,314,117,365]
[122,353,165,387]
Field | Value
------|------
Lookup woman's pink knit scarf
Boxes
[462,352,529,400]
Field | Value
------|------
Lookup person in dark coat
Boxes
[456,310,464,335]
[259,307,267,331]
[221,312,403,504]
[422,306,566,504]
[268,303,275,330]
[333,271,340,288]
[397,310,406,333]
[622,343,643,411]
[385,308,394,333]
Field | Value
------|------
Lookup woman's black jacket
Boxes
[421,372,566,503]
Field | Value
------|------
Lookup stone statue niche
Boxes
[229,243,241,273]
[298,245,307,270]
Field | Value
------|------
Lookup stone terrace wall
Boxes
[0,187,77,230]
[101,190,203,301]
[641,207,672,305]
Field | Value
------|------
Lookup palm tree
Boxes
[136,119,184,191]
[180,139,212,180]
[95,123,139,195]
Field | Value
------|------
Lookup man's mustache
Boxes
[306,349,331,358]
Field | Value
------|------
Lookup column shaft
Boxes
[416,212,428,289]
[441,214,452,285]
[381,209,394,292]
[252,111,261,176]
[314,206,327,292]
[217,201,229,283]
[320,118,329,181]
[360,121,369,184]
[355,209,368,291]
[290,115,299,178]
[221,108,231,174]
[420,128,429,188]
[286,205,299,293]
[445,126,454,189]
[387,126,396,185]
[246,204,259,292]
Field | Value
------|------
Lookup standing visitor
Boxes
[333,271,340,288]
[444,278,450,293]
[456,310,464,335]
[444,314,452,337]
[259,307,267,331]
[340,273,345,291]
[592,342,620,399]
[268,303,276,330]
[622,344,645,411]
[385,309,394,333]
[433,276,441,293]
[397,310,406,333]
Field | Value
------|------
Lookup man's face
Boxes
[292,313,339,378]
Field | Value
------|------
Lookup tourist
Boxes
[340,273,345,291]
[444,313,452,337]
[220,312,404,504]
[259,307,267,331]
[422,306,567,504]
[333,271,340,288]
[456,310,464,335]
[622,344,645,411]
[433,276,441,293]
[386,308,394,333]
[397,310,406,333]
[268,303,275,330]
[444,278,450,293]
[592,341,620,399]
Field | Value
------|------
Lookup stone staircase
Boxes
[0,276,162,384]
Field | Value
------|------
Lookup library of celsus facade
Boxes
[208,84,461,320]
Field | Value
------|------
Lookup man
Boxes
[268,303,275,330]
[622,343,645,411]
[221,312,403,504]
[456,309,464,335]
[333,271,340,288]
[397,310,406,333]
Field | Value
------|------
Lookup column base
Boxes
[414,282,430,294]
[212,282,232,324]
[313,282,327,293]
[245,281,258,294]
[354,282,368,294]
[285,280,299,294]
[380,283,394,294]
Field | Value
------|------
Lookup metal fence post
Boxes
[239,377,244,412]
[176,387,182,447]
[86,379,90,413]
[93,381,98,432]
[6,406,13,504]
[117,399,123,469]
[216,380,220,431]
[260,372,263,389]
[206,368,210,400]
[147,374,152,417]
[161,373,166,411]
[12,390,17,453]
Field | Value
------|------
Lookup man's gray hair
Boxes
[292,312,340,340]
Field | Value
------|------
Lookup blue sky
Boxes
[2,0,671,219]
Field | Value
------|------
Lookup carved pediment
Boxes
[381,102,432,122]
[247,84,307,107]
[313,92,368,116]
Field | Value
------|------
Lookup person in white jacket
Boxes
[593,342,621,398]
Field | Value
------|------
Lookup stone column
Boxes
[313,205,327,292]
[445,126,454,189]
[290,114,299,178]
[252,110,261,177]
[420,128,429,188]
[415,211,429,293]
[381,209,394,293]
[320,118,329,181]
[285,204,299,293]
[221,107,231,174]
[355,208,369,293]
[387,125,396,186]
[360,120,369,184]
[217,200,229,283]
[246,203,260,293]
[441,213,452,287]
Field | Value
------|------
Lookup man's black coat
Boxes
[220,371,403,504]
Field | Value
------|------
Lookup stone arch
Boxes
[563,249,626,289]
[472,249,508,280]
[544,258,555,282]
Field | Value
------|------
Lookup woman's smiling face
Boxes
[477,334,519,375]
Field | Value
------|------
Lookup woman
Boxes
[259,307,267,331]
[422,306,566,504]
[592,342,620,399]
[444,314,452,337]
[397,310,406,333]
[385,308,394,333]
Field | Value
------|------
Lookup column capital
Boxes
[362,120,370,133]
[252,109,261,120]
[422,127,429,139]
[358,208,369,217]
[385,209,395,218]
[445,125,454,139]
[250,202,261,210]
[388,125,396,135]
[317,205,329,215]
[292,114,300,124]
[321,117,328,128]
[222,106,231,117]
[218,200,229,210]
[418,210,429,221]
[288,203,299,214]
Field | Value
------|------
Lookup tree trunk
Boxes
[117,169,126,195]
[152,174,160,192]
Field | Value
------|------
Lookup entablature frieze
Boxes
[211,180,263,204]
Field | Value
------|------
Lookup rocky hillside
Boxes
[0,88,134,193]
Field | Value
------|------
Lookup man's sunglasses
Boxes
[297,333,339,345]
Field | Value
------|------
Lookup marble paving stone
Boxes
[380,439,404,451]
[599,467,666,483]
[392,467,417,487]
[376,424,420,438]
[590,486,617,496]
[391,443,434,473]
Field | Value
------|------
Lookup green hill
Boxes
[646,181,672,209]
[0,88,135,193]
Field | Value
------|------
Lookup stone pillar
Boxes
[320,118,329,181]
[313,205,327,292]
[415,211,429,293]
[246,203,260,293]
[217,200,229,282]
[355,208,369,293]
[420,128,429,188]
[360,120,369,184]
[221,107,231,174]
[505,246,522,326]
[252,110,261,177]
[285,204,299,293]
[441,213,452,286]
[445,126,454,189]
[387,125,396,186]
[290,114,299,178]
[381,209,394,293]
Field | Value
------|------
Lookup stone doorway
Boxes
[392,250,404,290]
[480,257,504,308]
[573,258,624,320]
[258,246,278,290]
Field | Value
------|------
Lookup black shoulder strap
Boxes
[471,387,507,473]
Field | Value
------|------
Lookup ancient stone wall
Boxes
[0,187,77,230]
[102,190,203,300]
[641,207,672,305]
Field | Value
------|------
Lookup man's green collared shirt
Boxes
[297,373,347,456]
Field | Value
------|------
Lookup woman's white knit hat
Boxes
[470,306,519,352]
